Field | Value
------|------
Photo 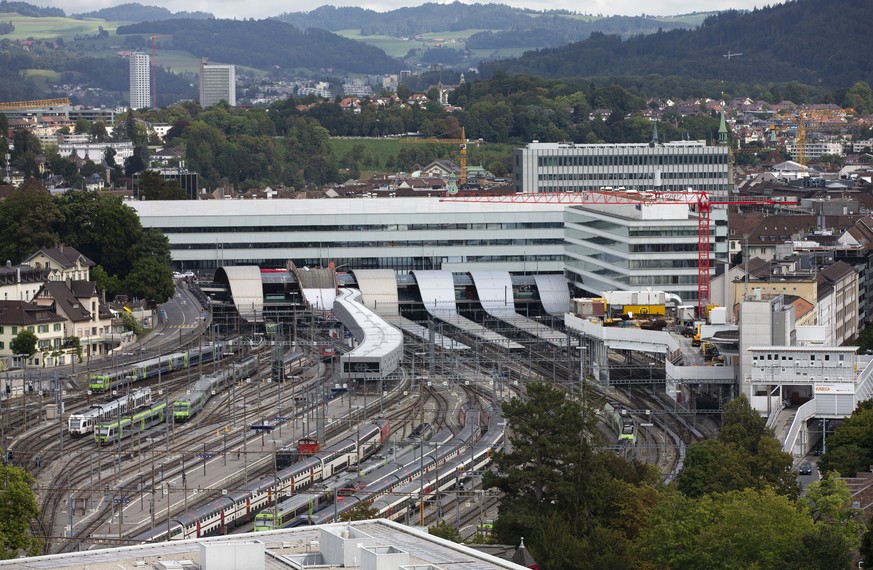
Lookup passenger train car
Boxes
[94,401,168,445]
[254,422,445,531]
[370,407,504,522]
[172,356,258,422]
[300,407,484,525]
[129,419,390,543]
[604,402,636,445]
[68,387,152,436]
[89,342,235,393]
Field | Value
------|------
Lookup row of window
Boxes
[753,353,847,362]
[0,324,63,335]
[536,153,728,167]
[162,222,563,234]
[537,184,731,193]
[537,171,729,181]
[171,238,565,251]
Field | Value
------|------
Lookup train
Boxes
[370,408,504,523]
[604,402,636,445]
[253,422,446,531]
[94,401,168,445]
[129,419,390,542]
[68,387,152,436]
[172,356,258,422]
[299,407,489,526]
[88,342,235,393]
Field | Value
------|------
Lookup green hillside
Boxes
[0,12,130,39]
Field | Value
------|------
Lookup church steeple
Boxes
[649,120,659,147]
[718,111,729,145]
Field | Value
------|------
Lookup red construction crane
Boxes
[442,190,794,316]
[149,34,172,109]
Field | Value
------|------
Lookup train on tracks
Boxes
[295,406,503,526]
[129,419,390,542]
[604,402,636,445]
[68,387,152,436]
[94,401,168,445]
[88,342,235,393]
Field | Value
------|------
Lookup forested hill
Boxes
[0,0,63,16]
[117,19,402,75]
[274,2,694,46]
[481,0,873,89]
[74,3,213,22]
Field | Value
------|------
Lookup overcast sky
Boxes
[44,0,773,21]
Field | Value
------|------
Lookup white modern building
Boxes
[564,202,728,303]
[130,196,722,304]
[199,58,236,107]
[57,140,134,162]
[512,140,731,197]
[786,139,844,161]
[129,52,151,110]
[129,198,567,274]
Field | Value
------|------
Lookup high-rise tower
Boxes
[199,58,236,108]
[129,52,151,110]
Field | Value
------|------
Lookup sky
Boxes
[41,0,773,21]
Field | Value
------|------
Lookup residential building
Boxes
[512,140,731,197]
[199,58,236,107]
[129,52,151,110]
[57,139,134,163]
[34,279,121,358]
[787,139,845,161]
[816,260,859,345]
[23,245,94,282]
[0,300,66,369]
[0,263,53,302]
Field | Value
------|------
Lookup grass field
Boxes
[21,68,61,89]
[331,137,405,166]
[0,13,131,40]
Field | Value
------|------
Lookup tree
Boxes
[10,329,37,359]
[675,395,798,498]
[795,472,863,569]
[633,488,813,570]
[123,257,175,305]
[0,180,62,264]
[339,501,379,522]
[428,521,461,542]
[817,399,873,476]
[137,170,186,200]
[0,464,43,559]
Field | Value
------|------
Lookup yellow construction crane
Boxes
[401,126,470,186]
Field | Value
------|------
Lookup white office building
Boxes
[199,59,236,107]
[129,52,151,110]
[564,202,727,303]
[129,198,567,273]
[512,140,731,197]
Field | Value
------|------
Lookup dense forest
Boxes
[73,3,213,22]
[0,0,63,17]
[274,2,691,48]
[482,0,873,89]
[116,19,403,75]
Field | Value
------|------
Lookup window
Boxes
[37,325,48,333]
[26,326,33,332]
[53,324,61,332]
[0,342,3,349]
[11,327,17,335]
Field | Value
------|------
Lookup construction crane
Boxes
[401,127,474,187]
[149,34,172,109]
[442,190,793,317]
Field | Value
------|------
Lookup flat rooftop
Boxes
[2,520,527,570]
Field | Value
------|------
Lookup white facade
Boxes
[129,52,151,110]
[564,202,727,303]
[787,139,844,161]
[57,140,134,162]
[512,140,731,197]
[129,198,567,273]
[199,61,236,107]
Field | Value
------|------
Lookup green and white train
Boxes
[94,401,168,445]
